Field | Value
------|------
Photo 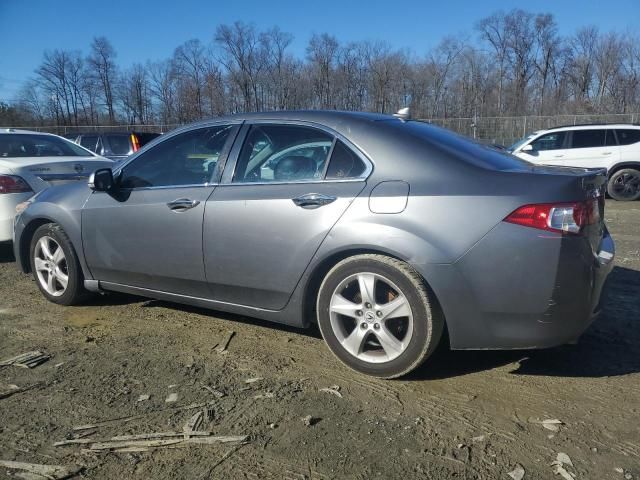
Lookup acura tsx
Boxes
[13,111,615,378]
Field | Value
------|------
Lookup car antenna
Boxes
[393,107,411,122]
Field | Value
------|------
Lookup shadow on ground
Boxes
[0,242,15,263]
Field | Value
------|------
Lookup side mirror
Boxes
[88,168,115,192]
[521,144,534,153]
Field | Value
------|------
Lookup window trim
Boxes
[112,122,241,191]
[222,120,373,186]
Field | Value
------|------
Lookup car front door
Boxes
[203,123,370,310]
[519,131,568,166]
[563,129,619,169]
[82,123,239,297]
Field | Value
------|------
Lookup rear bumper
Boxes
[416,223,615,350]
[0,192,32,242]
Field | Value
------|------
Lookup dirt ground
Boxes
[0,202,639,480]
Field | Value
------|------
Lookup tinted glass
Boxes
[604,130,617,146]
[570,130,606,149]
[80,135,99,152]
[233,125,333,183]
[530,132,566,151]
[105,134,132,156]
[0,134,91,158]
[119,126,232,188]
[615,129,640,146]
[326,140,366,179]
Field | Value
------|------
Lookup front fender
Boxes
[14,183,92,278]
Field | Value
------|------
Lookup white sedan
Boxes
[0,129,114,242]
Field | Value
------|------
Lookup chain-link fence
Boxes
[424,113,640,147]
[10,112,640,147]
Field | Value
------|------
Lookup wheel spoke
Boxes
[46,272,56,293]
[56,271,68,290]
[34,257,48,272]
[52,246,65,265]
[330,294,361,318]
[374,326,404,358]
[38,237,53,260]
[341,326,368,357]
[378,295,411,320]
[357,273,376,305]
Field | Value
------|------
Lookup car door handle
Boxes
[602,152,612,155]
[292,193,337,209]
[553,154,564,158]
[167,198,200,211]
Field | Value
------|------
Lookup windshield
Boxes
[508,134,536,152]
[0,134,94,158]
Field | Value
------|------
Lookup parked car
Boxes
[14,111,614,378]
[0,129,113,243]
[65,132,161,161]
[508,124,640,201]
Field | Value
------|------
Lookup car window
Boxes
[80,135,99,152]
[569,130,606,149]
[104,135,132,156]
[615,129,640,146]
[326,140,367,179]
[119,126,233,189]
[530,132,566,151]
[0,134,91,158]
[604,130,617,147]
[233,125,333,183]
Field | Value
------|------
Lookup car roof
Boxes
[0,128,62,137]
[539,123,640,133]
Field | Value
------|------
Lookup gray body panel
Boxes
[13,110,615,350]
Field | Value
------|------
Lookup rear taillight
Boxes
[0,175,33,194]
[504,198,600,235]
[130,133,141,152]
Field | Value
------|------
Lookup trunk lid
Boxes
[16,156,114,187]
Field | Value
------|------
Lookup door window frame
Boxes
[112,121,242,191]
[220,120,373,186]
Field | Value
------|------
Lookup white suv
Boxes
[509,124,640,201]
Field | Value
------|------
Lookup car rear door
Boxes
[81,123,239,297]
[563,129,619,169]
[203,122,370,310]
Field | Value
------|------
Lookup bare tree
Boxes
[87,37,118,123]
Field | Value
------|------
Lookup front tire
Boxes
[607,168,640,201]
[29,223,87,306]
[316,254,443,378]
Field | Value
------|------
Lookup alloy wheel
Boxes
[329,272,413,363]
[612,171,640,199]
[34,236,69,297]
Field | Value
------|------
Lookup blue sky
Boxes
[1,0,638,101]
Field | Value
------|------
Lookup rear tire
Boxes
[316,254,443,379]
[29,223,87,306]
[607,168,640,201]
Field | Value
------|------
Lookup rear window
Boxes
[394,120,533,171]
[616,129,640,146]
[569,130,606,149]
[80,135,99,152]
[104,135,132,156]
[0,134,91,158]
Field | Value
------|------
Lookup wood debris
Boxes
[215,330,235,353]
[165,393,178,403]
[0,351,50,369]
[528,417,564,432]
[0,460,82,479]
[319,385,343,398]
[183,411,204,438]
[244,377,263,384]
[137,394,150,402]
[201,384,225,398]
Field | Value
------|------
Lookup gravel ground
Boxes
[0,201,638,479]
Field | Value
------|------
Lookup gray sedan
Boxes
[13,111,615,378]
